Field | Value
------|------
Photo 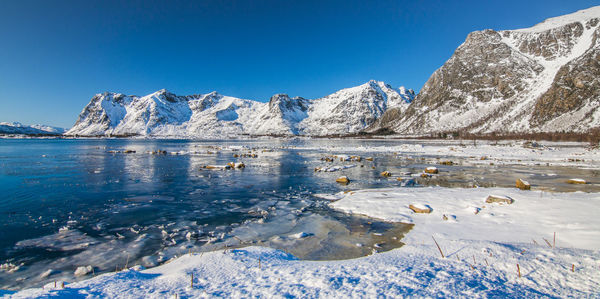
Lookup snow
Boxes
[514,6,600,33]
[314,165,357,172]
[7,186,600,297]
[331,187,600,249]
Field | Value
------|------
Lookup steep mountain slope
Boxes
[0,122,65,135]
[299,80,414,135]
[249,94,310,136]
[373,6,600,134]
[66,81,414,137]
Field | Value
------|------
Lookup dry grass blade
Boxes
[431,236,445,258]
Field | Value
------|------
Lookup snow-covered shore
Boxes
[6,186,600,298]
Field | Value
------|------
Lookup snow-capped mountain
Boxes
[372,6,600,134]
[66,81,414,137]
[0,122,65,135]
[299,81,414,135]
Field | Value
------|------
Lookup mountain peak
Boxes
[514,5,600,33]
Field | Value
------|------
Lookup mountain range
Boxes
[0,122,65,136]
[12,6,600,138]
[66,81,414,137]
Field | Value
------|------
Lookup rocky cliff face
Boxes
[372,6,600,134]
[66,81,414,138]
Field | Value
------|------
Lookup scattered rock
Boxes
[336,176,350,184]
[485,195,514,204]
[567,178,586,184]
[409,204,432,214]
[40,269,58,278]
[380,171,392,177]
[203,165,231,170]
[396,177,403,181]
[439,161,454,165]
[289,232,313,239]
[424,167,439,174]
[420,173,432,178]
[235,162,245,169]
[516,179,531,190]
[366,157,374,161]
[74,265,93,277]
[442,214,457,221]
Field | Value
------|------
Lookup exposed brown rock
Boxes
[424,167,439,174]
[409,204,432,214]
[336,176,350,184]
[485,195,514,204]
[567,178,587,184]
[516,179,531,190]
[380,171,392,177]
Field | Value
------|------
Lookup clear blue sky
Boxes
[0,0,597,128]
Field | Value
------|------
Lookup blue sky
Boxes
[0,0,597,128]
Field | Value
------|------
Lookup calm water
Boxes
[1,138,597,290]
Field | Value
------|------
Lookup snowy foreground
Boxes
[6,186,600,298]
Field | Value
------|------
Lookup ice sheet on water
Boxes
[15,229,97,251]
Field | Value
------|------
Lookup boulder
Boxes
[74,265,93,277]
[409,204,432,214]
[567,178,586,184]
[485,195,514,204]
[336,176,350,184]
[516,178,531,190]
[380,171,392,177]
[439,161,454,165]
[235,162,245,169]
[424,167,439,174]
[366,157,374,161]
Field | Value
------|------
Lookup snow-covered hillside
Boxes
[372,6,600,134]
[0,122,65,136]
[66,81,414,138]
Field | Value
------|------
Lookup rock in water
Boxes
[516,179,531,190]
[336,176,350,184]
[425,167,439,174]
